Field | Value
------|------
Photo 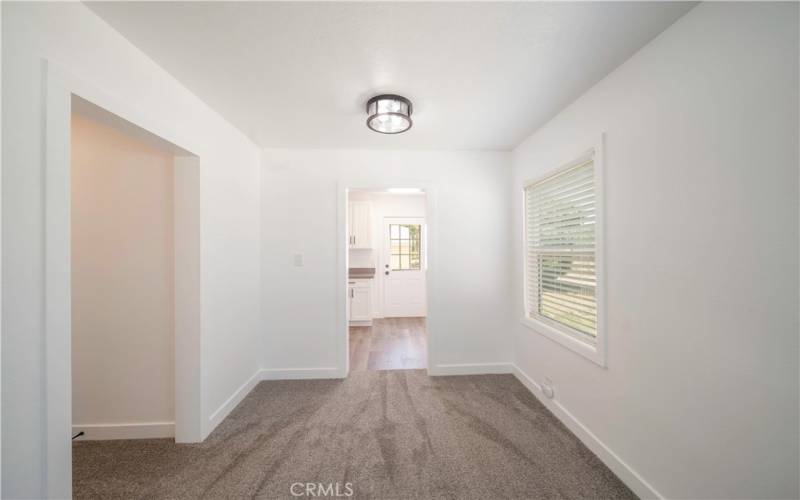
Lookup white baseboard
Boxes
[206,367,344,436]
[73,363,657,500]
[258,364,512,379]
[72,422,174,440]
[207,369,262,432]
[180,360,663,498]
[259,367,344,380]
[429,362,514,376]
[511,364,662,499]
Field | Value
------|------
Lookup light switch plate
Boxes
[293,254,303,267]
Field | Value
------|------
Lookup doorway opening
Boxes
[346,189,429,373]
[43,65,204,497]
[69,95,200,450]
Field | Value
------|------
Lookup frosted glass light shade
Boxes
[366,94,413,134]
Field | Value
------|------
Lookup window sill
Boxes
[521,316,606,367]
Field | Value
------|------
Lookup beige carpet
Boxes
[73,370,636,499]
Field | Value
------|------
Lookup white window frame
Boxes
[521,138,606,367]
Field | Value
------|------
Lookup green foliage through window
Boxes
[390,224,421,270]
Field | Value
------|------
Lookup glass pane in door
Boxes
[389,223,421,271]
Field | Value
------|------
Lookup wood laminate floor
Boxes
[349,317,427,371]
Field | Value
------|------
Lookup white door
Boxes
[383,218,426,317]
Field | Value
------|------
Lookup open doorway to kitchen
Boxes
[346,189,428,372]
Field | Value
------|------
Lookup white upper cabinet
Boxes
[348,201,372,249]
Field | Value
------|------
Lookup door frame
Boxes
[43,61,202,498]
[337,182,437,377]
[381,216,427,318]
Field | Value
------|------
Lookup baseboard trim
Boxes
[258,364,514,379]
[259,367,344,380]
[76,363,658,499]
[511,364,662,499]
[429,362,514,376]
[207,366,345,434]
[72,422,174,440]
[207,369,262,432]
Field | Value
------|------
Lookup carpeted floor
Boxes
[73,370,636,499]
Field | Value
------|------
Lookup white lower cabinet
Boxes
[348,279,372,325]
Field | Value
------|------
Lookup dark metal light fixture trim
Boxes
[366,94,413,134]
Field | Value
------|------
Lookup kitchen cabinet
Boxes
[348,279,372,325]
[348,201,371,249]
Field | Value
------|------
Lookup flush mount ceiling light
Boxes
[366,94,413,134]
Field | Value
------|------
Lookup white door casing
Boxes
[382,217,427,318]
[43,61,203,499]
[338,183,435,376]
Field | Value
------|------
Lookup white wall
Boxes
[511,3,799,499]
[262,150,512,374]
[349,191,427,318]
[70,113,175,437]
[2,3,261,497]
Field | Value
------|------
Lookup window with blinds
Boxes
[524,155,597,343]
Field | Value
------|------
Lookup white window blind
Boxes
[525,155,597,341]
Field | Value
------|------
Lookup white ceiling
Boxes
[87,2,695,150]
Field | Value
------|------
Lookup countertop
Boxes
[349,267,375,279]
